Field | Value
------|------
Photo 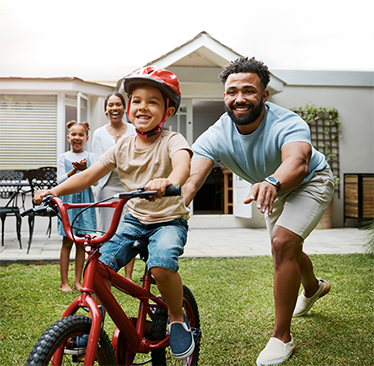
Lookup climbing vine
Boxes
[292,103,341,194]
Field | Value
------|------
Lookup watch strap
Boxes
[263,177,281,192]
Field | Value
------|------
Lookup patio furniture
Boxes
[0,170,24,248]
[25,166,57,253]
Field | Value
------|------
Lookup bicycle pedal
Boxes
[64,346,86,356]
[72,354,85,362]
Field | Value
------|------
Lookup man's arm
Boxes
[184,157,214,207]
[244,141,311,215]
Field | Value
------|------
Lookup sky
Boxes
[0,0,373,82]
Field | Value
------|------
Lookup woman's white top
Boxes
[92,123,136,188]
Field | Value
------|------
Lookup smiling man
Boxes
[184,57,335,365]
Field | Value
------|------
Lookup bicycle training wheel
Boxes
[151,285,201,366]
[25,315,116,366]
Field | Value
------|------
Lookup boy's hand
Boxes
[145,178,171,201]
[33,189,54,205]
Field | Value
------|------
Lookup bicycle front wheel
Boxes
[25,315,116,366]
[151,285,201,365]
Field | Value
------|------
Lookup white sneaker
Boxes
[293,278,330,317]
[256,335,295,365]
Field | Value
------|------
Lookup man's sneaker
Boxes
[293,278,330,317]
[169,314,195,360]
[256,335,295,365]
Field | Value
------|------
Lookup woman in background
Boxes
[92,92,136,280]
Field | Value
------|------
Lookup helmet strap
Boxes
[127,97,170,139]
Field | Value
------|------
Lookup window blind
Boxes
[0,94,58,170]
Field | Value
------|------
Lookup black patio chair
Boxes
[0,170,24,248]
[25,166,57,253]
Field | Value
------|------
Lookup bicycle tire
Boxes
[25,315,116,366]
[151,285,201,366]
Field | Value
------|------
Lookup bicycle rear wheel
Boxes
[25,315,116,366]
[151,285,201,365]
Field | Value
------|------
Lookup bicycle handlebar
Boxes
[21,186,181,246]
[21,194,58,218]
[115,185,181,199]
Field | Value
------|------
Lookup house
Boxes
[1,31,373,233]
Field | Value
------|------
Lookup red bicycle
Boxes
[22,187,201,365]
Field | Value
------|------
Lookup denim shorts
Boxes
[99,214,188,273]
[265,168,335,241]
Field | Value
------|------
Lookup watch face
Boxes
[267,177,279,185]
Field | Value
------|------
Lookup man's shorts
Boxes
[265,168,335,241]
[99,214,188,273]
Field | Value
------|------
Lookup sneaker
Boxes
[256,335,295,365]
[293,278,330,317]
[168,314,195,360]
[64,334,88,356]
[75,334,89,347]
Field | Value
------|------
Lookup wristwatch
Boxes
[263,176,281,192]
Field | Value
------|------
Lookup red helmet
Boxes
[124,66,181,115]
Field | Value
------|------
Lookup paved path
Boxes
[0,228,368,266]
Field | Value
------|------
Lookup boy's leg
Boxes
[151,267,184,322]
[99,215,142,274]
[60,236,73,292]
[146,219,194,359]
[74,243,86,291]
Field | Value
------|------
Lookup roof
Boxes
[116,31,285,96]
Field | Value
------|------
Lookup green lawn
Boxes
[1,254,373,365]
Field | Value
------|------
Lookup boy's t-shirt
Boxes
[100,130,192,224]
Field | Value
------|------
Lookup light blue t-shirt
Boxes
[192,102,328,184]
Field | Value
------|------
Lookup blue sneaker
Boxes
[168,315,195,359]
[75,334,89,347]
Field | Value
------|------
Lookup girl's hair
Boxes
[104,92,126,112]
[66,120,91,134]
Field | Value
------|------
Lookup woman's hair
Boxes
[66,120,91,134]
[104,92,126,112]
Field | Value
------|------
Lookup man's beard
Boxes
[224,97,264,126]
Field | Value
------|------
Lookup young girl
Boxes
[57,120,97,292]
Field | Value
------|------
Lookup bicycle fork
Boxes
[53,244,104,365]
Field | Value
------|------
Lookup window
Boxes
[0,94,57,169]
[163,105,187,138]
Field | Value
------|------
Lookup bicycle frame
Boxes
[50,193,171,365]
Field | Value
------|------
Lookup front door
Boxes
[233,174,252,218]
[162,99,193,145]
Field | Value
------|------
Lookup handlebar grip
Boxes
[164,185,181,196]
[21,208,34,217]
[21,194,58,217]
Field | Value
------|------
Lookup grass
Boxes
[1,254,373,365]
[363,222,374,255]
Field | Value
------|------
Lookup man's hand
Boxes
[244,181,278,216]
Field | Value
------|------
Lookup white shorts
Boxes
[265,169,335,241]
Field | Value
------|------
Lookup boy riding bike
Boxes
[34,66,195,360]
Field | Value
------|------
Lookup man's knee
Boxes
[271,227,303,266]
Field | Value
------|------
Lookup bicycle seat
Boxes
[132,239,149,262]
